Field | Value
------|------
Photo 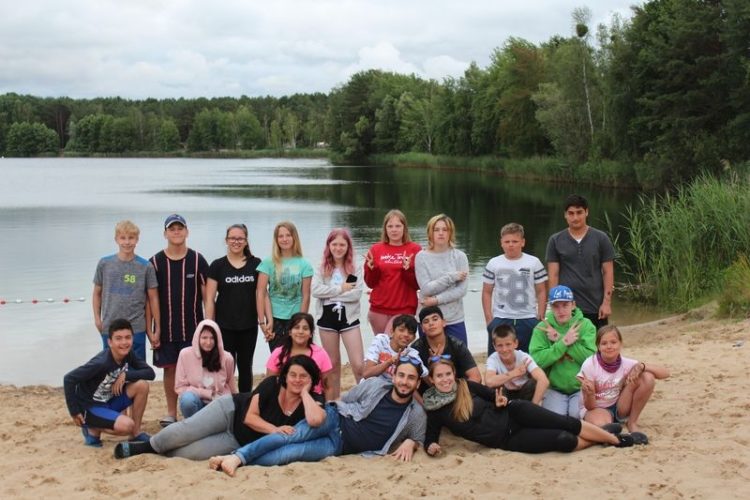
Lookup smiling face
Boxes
[429,361,456,394]
[198,328,216,353]
[385,216,405,245]
[108,328,133,361]
[500,232,525,260]
[285,364,313,395]
[165,223,188,246]
[391,363,420,401]
[289,318,312,346]
[328,235,349,263]
[597,330,622,362]
[493,335,518,364]
[276,226,294,252]
[225,227,248,256]
[115,231,138,257]
[551,301,575,324]
[391,324,416,350]
[564,206,589,232]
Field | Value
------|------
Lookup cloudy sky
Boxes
[1,0,639,99]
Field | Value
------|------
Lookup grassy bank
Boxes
[618,174,750,313]
[368,152,640,189]
[60,148,329,159]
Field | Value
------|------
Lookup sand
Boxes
[2,307,748,499]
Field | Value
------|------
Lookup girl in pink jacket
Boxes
[175,319,238,418]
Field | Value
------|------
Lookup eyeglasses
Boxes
[428,353,452,364]
[398,355,423,369]
[227,237,247,243]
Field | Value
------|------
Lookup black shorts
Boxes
[153,340,191,368]
[317,303,360,333]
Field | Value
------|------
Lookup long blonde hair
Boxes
[272,221,303,276]
[380,209,411,244]
[429,359,473,422]
[426,213,456,250]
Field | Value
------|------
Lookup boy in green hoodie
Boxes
[529,285,595,417]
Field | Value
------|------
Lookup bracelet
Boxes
[641,362,646,371]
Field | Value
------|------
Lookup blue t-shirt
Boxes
[340,392,409,455]
[257,256,313,320]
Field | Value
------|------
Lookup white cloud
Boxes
[0,0,639,98]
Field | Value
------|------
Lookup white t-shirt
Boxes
[364,334,428,379]
[577,354,639,417]
[482,253,548,319]
[486,350,539,390]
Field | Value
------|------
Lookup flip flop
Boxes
[631,431,649,445]
[81,426,103,448]
[159,416,176,427]
[601,423,623,434]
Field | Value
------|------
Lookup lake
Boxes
[0,157,661,385]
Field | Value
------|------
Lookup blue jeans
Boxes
[179,392,206,419]
[234,404,342,466]
[100,331,146,362]
[542,388,581,418]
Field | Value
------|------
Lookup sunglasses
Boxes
[429,353,452,364]
[398,355,423,369]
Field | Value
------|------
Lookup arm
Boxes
[311,269,340,299]
[643,362,670,379]
[243,392,285,434]
[362,357,396,379]
[433,251,470,304]
[528,327,567,369]
[424,411,443,454]
[529,367,549,405]
[204,277,218,320]
[599,260,614,320]
[300,276,312,313]
[484,363,526,389]
[566,322,597,364]
[481,283,494,325]
[363,247,380,288]
[301,387,326,427]
[146,287,160,345]
[124,354,156,382]
[415,253,456,296]
[226,356,238,394]
[92,284,103,332]
[547,262,559,289]
[534,282,547,321]
[256,272,273,340]
[464,367,482,384]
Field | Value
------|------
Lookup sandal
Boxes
[631,431,649,445]
[81,426,103,448]
[159,415,176,427]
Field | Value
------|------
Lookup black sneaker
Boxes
[614,434,635,448]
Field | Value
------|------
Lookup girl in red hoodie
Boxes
[364,209,422,335]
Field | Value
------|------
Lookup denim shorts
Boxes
[606,403,629,423]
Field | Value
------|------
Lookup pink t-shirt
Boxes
[266,344,333,395]
[578,354,638,417]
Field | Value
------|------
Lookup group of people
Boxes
[64,194,669,471]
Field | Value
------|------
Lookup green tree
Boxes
[5,121,58,156]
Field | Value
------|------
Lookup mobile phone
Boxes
[346,274,357,283]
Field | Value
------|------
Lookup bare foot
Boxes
[208,455,228,471]
[220,455,242,477]
[627,421,641,433]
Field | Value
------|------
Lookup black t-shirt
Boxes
[208,255,261,330]
[150,249,209,342]
[414,335,477,377]
[232,376,324,446]
[339,392,408,455]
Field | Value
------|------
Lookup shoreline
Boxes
[3,309,748,498]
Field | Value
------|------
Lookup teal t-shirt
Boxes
[257,256,314,319]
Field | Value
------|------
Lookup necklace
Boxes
[280,391,300,416]
[428,343,443,356]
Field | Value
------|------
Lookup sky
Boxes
[0,0,639,100]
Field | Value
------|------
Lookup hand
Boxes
[112,371,126,396]
[148,333,160,350]
[454,270,468,282]
[626,363,645,385]
[598,302,612,320]
[543,320,559,342]
[420,296,438,307]
[402,254,411,271]
[94,318,103,333]
[263,319,275,342]
[390,439,415,462]
[495,388,508,408]
[275,425,295,435]
[579,376,595,395]
[562,322,580,346]
[301,380,313,395]
[72,414,85,427]
[510,359,530,378]
[341,281,355,292]
[426,442,442,457]
[365,250,374,270]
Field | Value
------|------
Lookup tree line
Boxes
[1,0,748,187]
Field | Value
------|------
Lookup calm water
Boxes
[0,157,661,385]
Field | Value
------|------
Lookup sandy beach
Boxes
[2,307,748,499]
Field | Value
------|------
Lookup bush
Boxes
[717,255,750,319]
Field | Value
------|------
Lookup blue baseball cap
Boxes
[164,214,187,229]
[548,285,574,303]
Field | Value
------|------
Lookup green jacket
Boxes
[529,307,596,395]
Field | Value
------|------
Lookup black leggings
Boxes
[221,326,258,393]
[503,400,582,453]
